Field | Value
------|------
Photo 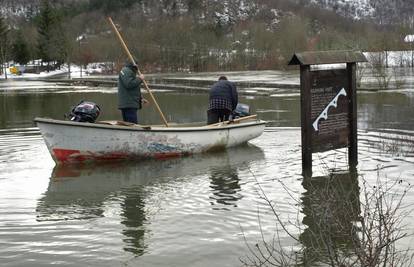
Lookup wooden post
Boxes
[300,65,312,177]
[347,63,358,170]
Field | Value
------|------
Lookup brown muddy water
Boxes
[0,79,414,266]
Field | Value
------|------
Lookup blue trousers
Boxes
[121,108,138,124]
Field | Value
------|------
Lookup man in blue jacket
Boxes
[207,76,238,124]
[118,61,147,124]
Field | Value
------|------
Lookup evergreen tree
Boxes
[0,15,10,78]
[36,0,69,69]
[187,0,201,14]
[12,31,30,65]
[50,17,69,68]
[89,0,140,14]
[36,0,56,66]
[0,16,7,40]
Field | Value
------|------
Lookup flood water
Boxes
[1,78,414,266]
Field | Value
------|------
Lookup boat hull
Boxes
[35,118,266,163]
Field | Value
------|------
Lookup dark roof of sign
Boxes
[288,50,367,65]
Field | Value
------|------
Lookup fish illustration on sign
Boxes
[312,88,347,131]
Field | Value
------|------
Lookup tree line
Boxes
[0,0,413,76]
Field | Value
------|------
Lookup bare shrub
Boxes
[242,171,413,267]
[366,52,408,90]
[374,132,414,157]
[391,67,407,90]
[367,52,392,90]
[351,175,413,267]
[356,63,366,88]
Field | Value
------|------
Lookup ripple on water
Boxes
[1,127,414,266]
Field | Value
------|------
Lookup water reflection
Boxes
[36,144,265,256]
[299,172,361,266]
[36,160,181,256]
[120,187,147,256]
[209,144,265,209]
[209,164,241,209]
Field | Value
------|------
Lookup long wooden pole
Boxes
[107,17,169,127]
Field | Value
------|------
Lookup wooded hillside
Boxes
[0,0,413,73]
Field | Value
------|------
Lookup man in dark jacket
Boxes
[207,76,238,124]
[118,62,147,124]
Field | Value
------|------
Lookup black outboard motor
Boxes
[232,103,250,119]
[68,100,101,123]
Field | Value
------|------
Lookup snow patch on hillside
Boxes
[311,0,375,20]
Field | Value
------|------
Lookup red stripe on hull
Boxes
[52,148,81,162]
[52,148,129,163]
[51,148,189,163]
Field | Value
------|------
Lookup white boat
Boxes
[35,116,266,163]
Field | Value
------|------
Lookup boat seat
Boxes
[97,120,151,129]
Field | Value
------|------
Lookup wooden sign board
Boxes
[310,69,349,152]
[288,50,367,176]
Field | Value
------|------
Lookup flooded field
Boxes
[1,77,414,266]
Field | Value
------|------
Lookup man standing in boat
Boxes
[118,61,148,124]
[207,76,238,124]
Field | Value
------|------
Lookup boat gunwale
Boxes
[34,117,266,132]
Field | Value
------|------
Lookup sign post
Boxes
[289,50,367,177]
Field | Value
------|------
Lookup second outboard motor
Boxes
[232,103,250,119]
[68,100,101,123]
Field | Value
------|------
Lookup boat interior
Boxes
[96,114,259,129]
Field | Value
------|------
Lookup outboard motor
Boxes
[68,100,101,123]
[232,103,250,119]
